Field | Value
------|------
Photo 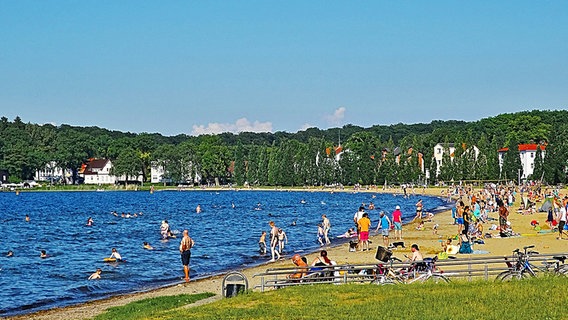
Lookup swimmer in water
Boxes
[160,220,170,240]
[109,248,122,261]
[25,215,30,222]
[6,250,13,257]
[196,204,202,213]
[88,268,102,280]
[86,217,94,226]
[231,202,235,209]
[143,242,154,250]
[40,250,48,258]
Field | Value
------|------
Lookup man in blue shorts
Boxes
[376,211,392,248]
[179,230,195,282]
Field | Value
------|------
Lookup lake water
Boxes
[0,190,448,316]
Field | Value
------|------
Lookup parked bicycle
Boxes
[496,245,539,281]
[371,256,450,285]
[540,255,568,276]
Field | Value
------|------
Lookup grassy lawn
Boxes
[93,293,215,320]
[94,278,566,320]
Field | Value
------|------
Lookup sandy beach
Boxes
[7,187,566,320]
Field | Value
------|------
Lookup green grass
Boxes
[99,278,568,320]
[93,293,215,320]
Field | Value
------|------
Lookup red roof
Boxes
[518,144,546,151]
[83,159,110,175]
[498,144,546,152]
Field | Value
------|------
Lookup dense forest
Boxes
[1,110,567,186]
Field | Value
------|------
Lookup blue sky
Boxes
[1,1,567,136]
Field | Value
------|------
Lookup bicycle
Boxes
[540,255,568,276]
[371,256,450,285]
[495,245,539,281]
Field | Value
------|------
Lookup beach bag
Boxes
[375,246,393,262]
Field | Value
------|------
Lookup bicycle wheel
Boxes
[495,270,511,282]
[557,265,568,275]
[370,275,397,285]
[499,271,530,281]
[422,274,450,284]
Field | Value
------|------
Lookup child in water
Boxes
[259,231,267,254]
[88,268,102,280]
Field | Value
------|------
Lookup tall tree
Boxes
[501,140,522,183]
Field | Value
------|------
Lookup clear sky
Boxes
[1,1,567,136]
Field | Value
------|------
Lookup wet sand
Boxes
[7,187,566,320]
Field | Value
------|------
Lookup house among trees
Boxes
[35,161,72,184]
[498,144,546,180]
[433,143,479,176]
[80,158,145,185]
[80,159,116,184]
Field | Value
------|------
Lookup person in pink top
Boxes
[392,205,403,240]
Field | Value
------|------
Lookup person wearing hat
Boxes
[392,205,403,240]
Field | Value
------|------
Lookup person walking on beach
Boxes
[353,206,365,237]
[268,221,281,261]
[556,198,567,240]
[357,213,371,251]
[179,230,195,282]
[322,214,331,245]
[376,211,392,248]
[456,201,465,234]
[392,205,403,240]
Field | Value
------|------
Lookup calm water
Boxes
[0,190,448,316]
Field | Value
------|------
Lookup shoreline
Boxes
[6,187,566,320]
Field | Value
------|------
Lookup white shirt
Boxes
[353,211,364,223]
[559,207,567,222]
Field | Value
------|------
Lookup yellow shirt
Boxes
[358,217,371,232]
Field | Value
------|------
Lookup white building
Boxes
[498,144,546,179]
[81,159,116,184]
[35,161,72,184]
[433,143,479,176]
[151,162,168,184]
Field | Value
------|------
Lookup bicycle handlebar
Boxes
[523,245,535,250]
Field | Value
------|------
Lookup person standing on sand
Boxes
[556,199,567,240]
[357,213,371,251]
[179,230,194,282]
[498,199,509,232]
[375,211,392,248]
[392,205,403,240]
[456,201,464,234]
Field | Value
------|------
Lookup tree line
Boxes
[1,110,567,186]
